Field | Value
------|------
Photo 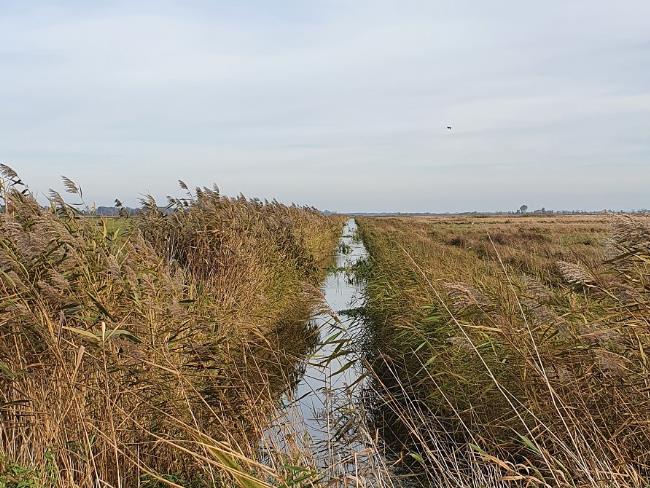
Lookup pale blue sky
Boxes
[1,1,649,212]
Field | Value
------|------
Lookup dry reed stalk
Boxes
[357,215,650,487]
[0,168,343,487]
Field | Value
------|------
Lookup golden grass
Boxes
[0,167,343,487]
[358,214,650,487]
[4,158,648,488]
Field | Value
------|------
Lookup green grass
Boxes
[82,216,132,237]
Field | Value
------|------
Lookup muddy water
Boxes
[263,218,390,481]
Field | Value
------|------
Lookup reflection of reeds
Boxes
[0,166,343,486]
[358,214,650,487]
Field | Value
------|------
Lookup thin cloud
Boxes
[1,0,649,212]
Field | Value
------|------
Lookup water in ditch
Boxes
[262,218,398,484]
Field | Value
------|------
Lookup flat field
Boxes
[3,163,648,488]
[358,214,650,486]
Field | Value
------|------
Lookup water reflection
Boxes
[262,219,430,486]
[262,219,383,474]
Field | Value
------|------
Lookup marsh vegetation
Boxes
[0,166,343,487]
[1,165,648,487]
[358,215,650,487]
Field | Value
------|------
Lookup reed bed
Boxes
[0,166,342,487]
[358,215,650,487]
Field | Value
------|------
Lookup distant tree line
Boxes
[351,208,650,217]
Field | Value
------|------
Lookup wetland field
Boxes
[3,1,649,486]
[1,169,649,487]
[357,215,650,487]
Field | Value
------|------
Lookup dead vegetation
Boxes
[0,165,342,487]
[358,214,650,487]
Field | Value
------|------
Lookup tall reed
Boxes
[358,215,650,487]
[0,166,342,487]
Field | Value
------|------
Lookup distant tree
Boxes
[115,198,129,218]
[519,204,528,214]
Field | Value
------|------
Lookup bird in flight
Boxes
[446,126,453,130]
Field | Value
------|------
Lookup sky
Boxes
[1,1,649,212]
